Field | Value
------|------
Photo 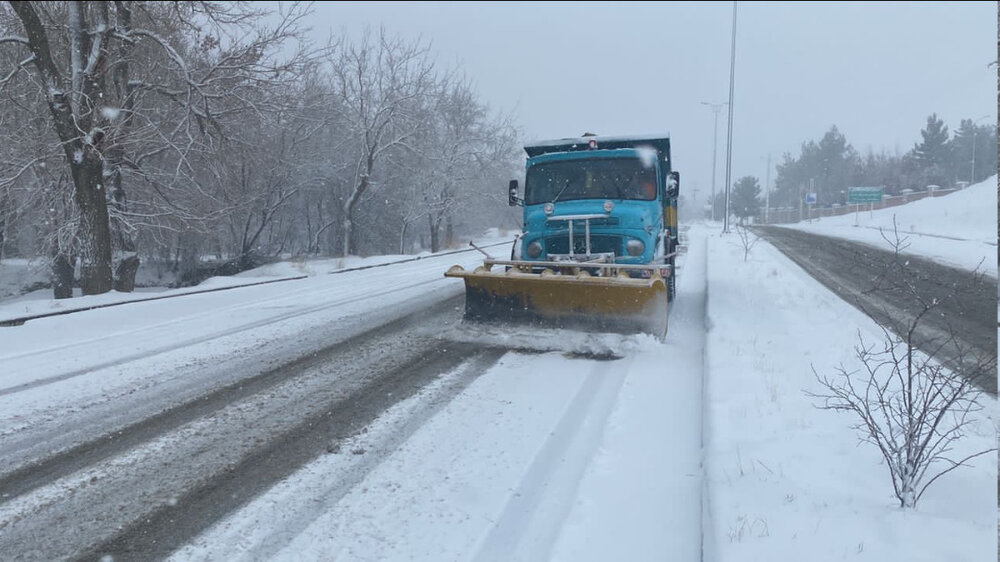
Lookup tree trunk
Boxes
[108,1,140,293]
[11,1,115,296]
[51,251,75,299]
[72,159,114,295]
[109,164,140,292]
[428,214,439,253]
[342,193,362,257]
[342,208,355,257]
[114,253,140,292]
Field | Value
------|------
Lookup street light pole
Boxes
[723,0,737,234]
[701,101,727,222]
[970,114,991,184]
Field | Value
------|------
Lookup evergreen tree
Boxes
[973,123,998,184]
[815,126,857,205]
[949,119,975,183]
[771,126,857,207]
[711,191,727,222]
[913,113,951,187]
[953,119,998,185]
[730,176,761,223]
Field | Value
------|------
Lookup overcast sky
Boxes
[305,1,997,206]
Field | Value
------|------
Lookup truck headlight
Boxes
[626,239,644,256]
[527,240,543,258]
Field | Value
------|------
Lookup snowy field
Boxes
[0,181,996,560]
[784,175,997,276]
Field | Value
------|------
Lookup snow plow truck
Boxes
[445,133,680,339]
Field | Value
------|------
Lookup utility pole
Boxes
[701,101,727,222]
[763,153,771,223]
[723,0,737,234]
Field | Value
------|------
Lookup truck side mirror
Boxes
[667,171,680,197]
[508,179,522,207]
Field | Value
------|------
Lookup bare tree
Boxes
[809,221,995,508]
[734,223,760,262]
[330,27,436,256]
[0,1,313,295]
[810,325,994,509]
[396,75,519,253]
[207,98,326,267]
[1,12,521,293]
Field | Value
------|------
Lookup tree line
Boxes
[0,2,521,298]
[771,115,997,209]
[711,113,997,222]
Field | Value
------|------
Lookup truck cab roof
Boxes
[524,134,671,160]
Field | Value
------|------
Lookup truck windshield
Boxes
[525,158,657,205]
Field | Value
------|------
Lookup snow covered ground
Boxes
[784,175,997,276]
[702,224,996,561]
[0,181,996,560]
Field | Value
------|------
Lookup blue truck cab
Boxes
[508,134,680,300]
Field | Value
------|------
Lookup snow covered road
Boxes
[172,233,707,562]
[0,235,707,561]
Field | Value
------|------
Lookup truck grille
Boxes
[546,235,621,256]
[546,217,620,229]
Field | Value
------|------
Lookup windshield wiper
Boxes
[551,182,571,204]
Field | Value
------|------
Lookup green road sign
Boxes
[847,186,883,204]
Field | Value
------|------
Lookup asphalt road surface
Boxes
[757,226,997,395]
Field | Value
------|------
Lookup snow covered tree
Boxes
[0,1,312,295]
[398,75,518,253]
[329,28,437,257]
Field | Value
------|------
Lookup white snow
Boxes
[636,145,658,168]
[701,226,995,562]
[784,175,998,275]
[0,181,995,560]
[100,106,121,120]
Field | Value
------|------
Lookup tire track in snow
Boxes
[471,357,630,561]
[175,349,509,562]
[0,296,460,503]
[78,347,507,562]
[0,304,500,561]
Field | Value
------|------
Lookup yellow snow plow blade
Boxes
[445,263,668,339]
